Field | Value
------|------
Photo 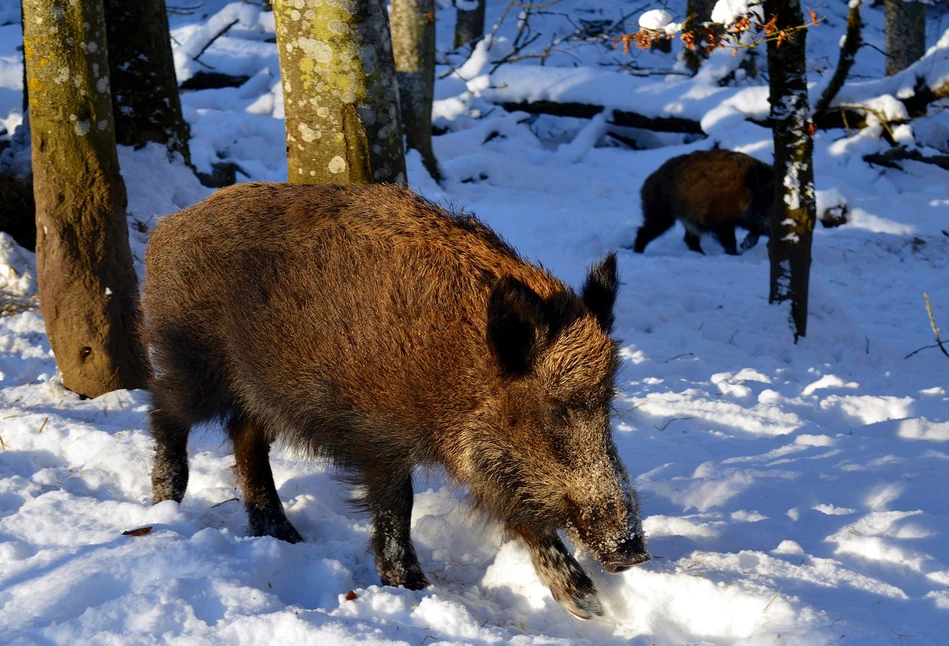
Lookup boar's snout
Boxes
[601,534,650,573]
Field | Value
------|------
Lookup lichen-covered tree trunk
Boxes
[765,0,816,340]
[23,0,149,397]
[273,0,406,185]
[884,0,926,76]
[103,0,191,164]
[683,0,717,73]
[392,0,441,181]
[454,0,486,49]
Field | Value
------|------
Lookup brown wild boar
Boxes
[143,183,648,619]
[629,149,774,255]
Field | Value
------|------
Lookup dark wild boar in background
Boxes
[143,183,649,619]
[629,149,774,255]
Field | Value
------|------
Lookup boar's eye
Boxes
[559,405,577,426]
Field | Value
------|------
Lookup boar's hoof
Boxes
[554,585,604,620]
[380,563,430,591]
[250,515,304,544]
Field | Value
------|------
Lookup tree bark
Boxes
[454,0,486,50]
[885,0,926,76]
[103,0,191,164]
[23,0,149,397]
[814,0,863,114]
[391,0,441,181]
[272,0,406,185]
[765,0,817,340]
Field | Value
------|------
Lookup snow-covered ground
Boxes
[2,1,949,643]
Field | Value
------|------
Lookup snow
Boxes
[638,10,671,31]
[0,0,949,644]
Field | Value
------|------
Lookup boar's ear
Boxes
[487,276,547,375]
[582,252,618,333]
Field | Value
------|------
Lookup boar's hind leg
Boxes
[683,231,705,254]
[229,414,303,544]
[630,218,674,254]
[739,232,760,252]
[367,470,429,590]
[513,526,603,620]
[151,404,191,504]
[716,226,739,255]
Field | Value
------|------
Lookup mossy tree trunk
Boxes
[392,0,441,181]
[273,0,406,185]
[884,0,926,76]
[765,0,816,340]
[23,0,149,397]
[454,0,485,50]
[103,0,191,164]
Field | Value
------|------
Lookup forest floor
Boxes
[1,0,949,644]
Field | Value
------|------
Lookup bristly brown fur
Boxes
[143,182,647,619]
[631,149,774,255]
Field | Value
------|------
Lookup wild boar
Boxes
[142,182,648,619]
[629,149,774,255]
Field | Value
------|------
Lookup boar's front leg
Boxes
[512,525,603,619]
[229,415,303,544]
[366,469,429,590]
[716,226,739,255]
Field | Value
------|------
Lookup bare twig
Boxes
[37,417,48,434]
[655,416,694,431]
[193,19,240,62]
[925,293,949,359]
[763,587,784,612]
[167,2,205,16]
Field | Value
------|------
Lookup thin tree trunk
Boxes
[103,0,191,164]
[683,0,717,73]
[23,0,149,397]
[885,0,926,76]
[392,0,441,181]
[765,0,817,340]
[814,0,862,114]
[272,0,406,185]
[454,0,485,49]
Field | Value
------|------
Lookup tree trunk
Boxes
[454,0,486,50]
[392,0,441,181]
[765,0,817,340]
[23,0,149,397]
[683,0,717,73]
[272,0,406,185]
[103,0,191,164]
[884,0,926,76]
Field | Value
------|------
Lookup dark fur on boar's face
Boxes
[143,182,648,619]
[630,149,774,255]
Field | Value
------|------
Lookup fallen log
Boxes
[499,99,707,134]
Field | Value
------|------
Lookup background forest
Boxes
[0,0,948,643]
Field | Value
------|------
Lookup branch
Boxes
[814,0,862,114]
[863,147,949,172]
